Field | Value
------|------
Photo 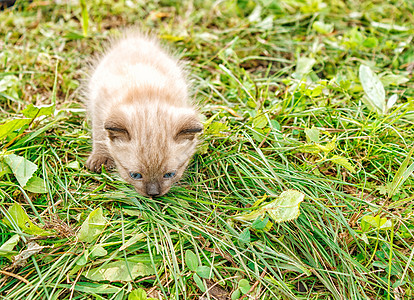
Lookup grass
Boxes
[0,0,413,299]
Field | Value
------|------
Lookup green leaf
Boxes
[387,94,398,110]
[193,273,206,292]
[257,15,273,30]
[196,265,211,279]
[122,208,143,217]
[270,119,280,131]
[58,282,121,294]
[3,203,52,236]
[304,126,320,143]
[128,288,147,300]
[24,176,47,193]
[293,57,316,79]
[76,250,89,266]
[251,217,269,230]
[345,27,364,49]
[238,279,251,294]
[185,250,199,272]
[90,245,107,258]
[0,119,31,140]
[299,144,323,154]
[21,104,54,119]
[266,190,305,222]
[83,260,156,282]
[252,114,268,129]
[388,147,414,197]
[119,233,146,251]
[381,74,409,86]
[250,127,269,143]
[206,121,228,137]
[247,4,261,22]
[312,21,334,34]
[66,161,81,170]
[361,215,392,232]
[0,75,18,92]
[362,37,378,48]
[299,140,335,154]
[316,140,336,153]
[231,288,241,300]
[77,208,107,243]
[238,228,251,244]
[330,155,356,173]
[359,64,386,114]
[263,220,273,231]
[0,234,20,259]
[305,85,324,97]
[0,160,11,178]
[234,190,305,223]
[3,154,38,187]
[376,184,390,195]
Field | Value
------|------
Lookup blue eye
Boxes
[163,172,176,179]
[129,172,143,180]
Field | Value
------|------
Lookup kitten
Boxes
[85,30,202,197]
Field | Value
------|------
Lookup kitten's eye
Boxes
[163,172,176,179]
[129,172,143,180]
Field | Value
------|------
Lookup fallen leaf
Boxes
[3,203,53,236]
[234,190,305,223]
[77,207,107,243]
[330,155,356,173]
[83,260,156,282]
[3,154,38,187]
[305,126,320,143]
[0,119,31,140]
[21,103,54,119]
[24,176,47,193]
[0,234,20,260]
[293,57,317,79]
[359,64,386,114]
[12,242,50,268]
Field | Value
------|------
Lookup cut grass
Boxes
[0,0,414,299]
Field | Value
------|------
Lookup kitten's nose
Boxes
[146,182,160,197]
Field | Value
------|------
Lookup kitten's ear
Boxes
[175,116,203,142]
[104,117,131,142]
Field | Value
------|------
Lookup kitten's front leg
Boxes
[87,122,115,173]
[87,146,115,173]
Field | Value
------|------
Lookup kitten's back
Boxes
[88,31,188,108]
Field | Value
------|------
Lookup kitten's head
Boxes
[104,104,202,197]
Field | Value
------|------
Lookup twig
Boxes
[240,267,267,299]
[258,131,271,148]
[0,270,30,285]
[210,105,243,119]
[39,200,63,217]
[282,125,347,132]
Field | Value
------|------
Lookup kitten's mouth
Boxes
[146,190,168,198]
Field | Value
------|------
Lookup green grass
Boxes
[0,0,414,299]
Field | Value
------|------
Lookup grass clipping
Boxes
[234,190,305,223]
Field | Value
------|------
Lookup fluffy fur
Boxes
[85,30,202,197]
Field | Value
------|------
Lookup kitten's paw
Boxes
[86,153,115,173]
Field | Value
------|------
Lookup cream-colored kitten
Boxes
[85,30,202,197]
